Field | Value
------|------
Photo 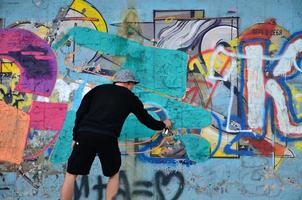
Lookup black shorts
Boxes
[67,132,121,177]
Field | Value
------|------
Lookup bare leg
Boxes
[60,172,77,200]
[106,172,119,200]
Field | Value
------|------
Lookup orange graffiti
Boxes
[0,101,30,165]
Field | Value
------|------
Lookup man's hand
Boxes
[163,119,172,129]
[71,140,76,149]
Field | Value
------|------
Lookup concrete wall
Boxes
[1,0,302,199]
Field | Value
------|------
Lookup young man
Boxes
[60,69,172,200]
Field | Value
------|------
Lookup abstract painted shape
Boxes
[70,0,107,32]
[0,101,30,164]
[138,134,194,165]
[240,18,278,40]
[53,27,188,98]
[0,28,57,96]
[29,101,68,131]
[175,134,210,162]
[50,111,76,163]
[24,130,60,160]
[246,137,293,157]
[0,64,33,109]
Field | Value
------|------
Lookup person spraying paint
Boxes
[60,69,172,200]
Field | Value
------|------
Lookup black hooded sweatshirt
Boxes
[73,84,165,140]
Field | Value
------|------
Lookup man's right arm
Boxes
[130,94,171,130]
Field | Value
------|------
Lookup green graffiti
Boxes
[50,111,75,163]
[52,27,188,98]
[51,28,211,163]
[175,134,210,163]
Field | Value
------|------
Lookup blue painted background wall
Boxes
[1,0,302,199]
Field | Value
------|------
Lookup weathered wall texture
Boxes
[1,0,302,199]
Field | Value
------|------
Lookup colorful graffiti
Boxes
[1,0,302,199]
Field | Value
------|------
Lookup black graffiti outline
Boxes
[155,171,185,200]
[74,170,185,200]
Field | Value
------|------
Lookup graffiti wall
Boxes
[1,0,302,199]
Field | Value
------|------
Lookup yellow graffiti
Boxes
[294,141,302,152]
[200,126,237,158]
[0,62,32,109]
[1,61,20,90]
[1,61,20,74]
[70,0,107,32]
[35,25,50,39]
[229,38,239,47]
[189,50,232,77]
[0,83,33,109]
[287,84,302,118]
[269,43,278,52]
[165,16,176,23]
[188,57,207,76]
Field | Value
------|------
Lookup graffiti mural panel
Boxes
[1,0,302,199]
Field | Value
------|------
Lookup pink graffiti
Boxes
[29,101,68,131]
[0,28,57,96]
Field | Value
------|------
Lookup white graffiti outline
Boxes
[209,38,302,135]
